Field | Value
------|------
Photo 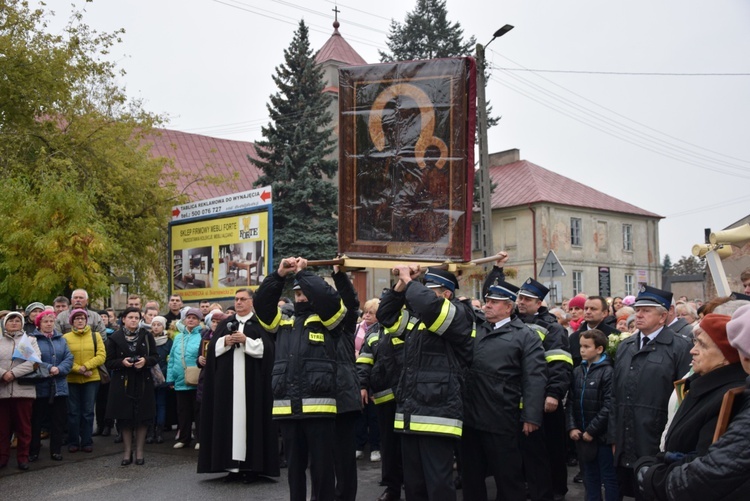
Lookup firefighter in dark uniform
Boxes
[483,253,573,501]
[356,289,406,501]
[462,280,547,501]
[611,285,691,499]
[378,265,474,501]
[253,257,347,501]
[328,266,362,501]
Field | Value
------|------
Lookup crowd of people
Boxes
[1,257,750,501]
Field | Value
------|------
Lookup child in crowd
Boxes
[566,329,618,501]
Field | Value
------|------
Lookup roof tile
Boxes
[148,129,262,202]
[490,159,662,218]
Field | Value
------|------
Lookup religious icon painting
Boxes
[338,58,476,262]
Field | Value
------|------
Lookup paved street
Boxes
[1,433,586,500]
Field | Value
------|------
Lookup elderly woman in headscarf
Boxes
[166,307,203,449]
[23,302,45,335]
[637,309,750,499]
[29,310,73,462]
[147,315,172,445]
[0,311,42,470]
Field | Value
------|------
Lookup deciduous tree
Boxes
[670,255,705,276]
[0,1,180,307]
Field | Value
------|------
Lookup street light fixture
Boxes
[476,24,514,258]
[487,24,515,47]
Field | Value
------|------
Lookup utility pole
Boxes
[475,25,513,258]
[476,42,493,258]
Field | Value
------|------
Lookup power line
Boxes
[211,0,384,49]
[489,62,750,176]
[490,49,750,167]
[322,0,394,22]
[666,194,750,218]
[269,0,389,34]
[490,75,750,180]
[492,67,750,77]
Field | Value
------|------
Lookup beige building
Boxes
[467,149,663,305]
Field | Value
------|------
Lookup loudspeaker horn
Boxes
[692,244,733,259]
[709,223,750,247]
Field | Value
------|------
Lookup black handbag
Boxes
[17,362,52,385]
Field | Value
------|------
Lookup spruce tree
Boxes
[380,0,499,204]
[379,0,475,61]
[662,254,673,275]
[253,20,338,266]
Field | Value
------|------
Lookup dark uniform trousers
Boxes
[544,405,569,496]
[280,418,336,501]
[402,433,457,501]
[376,400,403,496]
[461,426,526,501]
[333,411,359,501]
[520,426,555,501]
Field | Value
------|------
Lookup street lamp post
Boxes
[476,24,514,258]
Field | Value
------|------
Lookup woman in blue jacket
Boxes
[167,308,203,449]
[29,310,74,462]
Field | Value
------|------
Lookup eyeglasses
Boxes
[235,297,251,302]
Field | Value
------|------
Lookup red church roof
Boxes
[490,159,662,218]
[148,129,262,202]
[315,21,367,66]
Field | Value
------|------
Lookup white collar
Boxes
[640,326,664,343]
[236,312,254,323]
[494,317,512,330]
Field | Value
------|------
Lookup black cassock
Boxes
[197,314,279,476]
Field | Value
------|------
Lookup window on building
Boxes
[571,217,582,247]
[473,280,482,302]
[597,221,608,252]
[472,223,481,251]
[573,270,583,295]
[623,224,633,251]
[503,218,517,249]
[624,274,634,296]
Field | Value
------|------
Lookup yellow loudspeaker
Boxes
[692,244,733,259]
[709,223,750,247]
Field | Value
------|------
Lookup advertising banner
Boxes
[169,209,271,302]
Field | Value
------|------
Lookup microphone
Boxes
[226,321,239,348]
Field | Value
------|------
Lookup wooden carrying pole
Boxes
[305,253,505,272]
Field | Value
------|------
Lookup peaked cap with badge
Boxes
[633,285,672,310]
[423,267,459,293]
[518,277,549,300]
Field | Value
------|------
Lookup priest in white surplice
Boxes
[197,288,279,481]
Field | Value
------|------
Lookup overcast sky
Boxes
[47,0,750,262]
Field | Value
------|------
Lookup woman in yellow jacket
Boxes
[63,309,106,453]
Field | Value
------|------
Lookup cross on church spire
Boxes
[332,4,340,31]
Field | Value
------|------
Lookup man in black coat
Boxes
[462,279,547,501]
[197,288,279,482]
[570,296,621,367]
[516,277,573,501]
[484,253,573,501]
[611,285,691,500]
